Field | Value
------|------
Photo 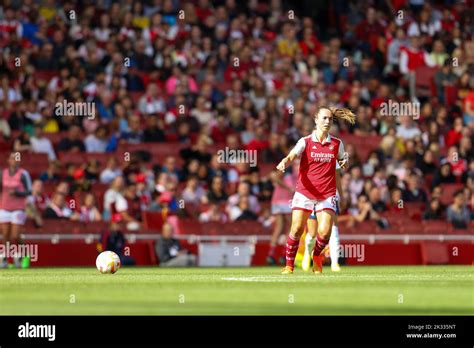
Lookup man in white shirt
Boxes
[30,125,57,161]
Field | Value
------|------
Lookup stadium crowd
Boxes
[0,0,472,236]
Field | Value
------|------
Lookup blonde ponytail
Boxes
[315,106,356,125]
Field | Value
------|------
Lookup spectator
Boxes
[422,199,445,220]
[234,196,259,221]
[97,213,135,266]
[43,192,80,220]
[155,222,196,266]
[39,161,61,183]
[199,202,228,223]
[202,175,228,204]
[388,187,404,211]
[103,176,125,220]
[262,133,285,164]
[120,114,144,144]
[143,114,166,142]
[445,118,464,148]
[13,131,31,152]
[397,116,421,140]
[30,125,56,160]
[100,157,123,184]
[25,179,50,227]
[85,126,108,153]
[161,156,181,183]
[138,83,166,115]
[349,194,388,229]
[418,150,438,176]
[403,173,428,203]
[368,187,387,213]
[447,190,471,229]
[182,175,206,206]
[432,162,456,186]
[227,181,260,216]
[348,166,364,204]
[115,184,142,229]
[80,193,102,222]
[57,125,86,152]
[434,60,457,103]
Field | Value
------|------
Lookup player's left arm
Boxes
[14,170,32,197]
[336,166,342,199]
[337,141,347,169]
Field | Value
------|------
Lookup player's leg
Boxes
[312,198,336,273]
[329,215,341,272]
[282,208,311,274]
[302,212,317,272]
[10,223,22,268]
[282,213,291,265]
[1,224,10,268]
[267,213,284,265]
[10,211,27,268]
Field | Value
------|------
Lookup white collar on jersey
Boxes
[311,131,331,144]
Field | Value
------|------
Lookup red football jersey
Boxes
[292,132,344,200]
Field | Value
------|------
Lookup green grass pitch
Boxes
[0,266,472,315]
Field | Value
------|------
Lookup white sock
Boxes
[305,233,316,255]
[329,225,340,266]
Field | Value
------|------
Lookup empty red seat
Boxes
[422,221,451,234]
[179,218,203,235]
[354,220,379,234]
[142,211,165,231]
[199,220,268,236]
[400,220,423,234]
[414,66,439,98]
[377,224,401,234]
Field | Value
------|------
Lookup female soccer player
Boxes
[303,160,343,272]
[276,107,355,274]
[0,152,32,268]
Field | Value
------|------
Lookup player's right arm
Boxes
[276,137,305,172]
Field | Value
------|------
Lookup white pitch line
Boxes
[222,274,473,282]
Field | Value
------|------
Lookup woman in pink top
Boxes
[266,160,298,265]
[0,152,32,268]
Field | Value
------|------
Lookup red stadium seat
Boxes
[117,142,187,165]
[58,152,117,170]
[44,132,66,147]
[422,221,451,234]
[34,70,58,81]
[14,152,50,177]
[414,66,439,98]
[439,183,464,205]
[142,211,165,231]
[342,134,382,161]
[380,211,404,227]
[376,224,401,234]
[179,218,203,235]
[399,220,423,234]
[39,220,81,234]
[444,85,458,107]
[353,220,379,234]
[199,220,268,236]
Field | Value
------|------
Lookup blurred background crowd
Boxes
[0,0,472,233]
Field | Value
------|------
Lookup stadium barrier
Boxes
[10,234,473,267]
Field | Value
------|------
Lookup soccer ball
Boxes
[96,251,121,274]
